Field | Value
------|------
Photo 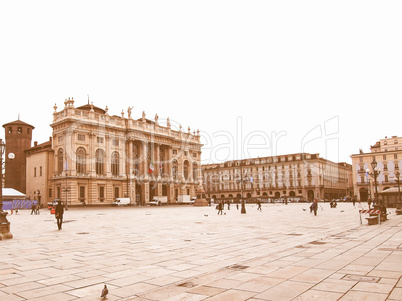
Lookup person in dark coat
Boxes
[312,199,318,216]
[217,201,223,215]
[257,199,262,211]
[55,201,64,230]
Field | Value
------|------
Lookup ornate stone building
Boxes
[42,98,202,206]
[351,136,402,207]
[202,153,353,202]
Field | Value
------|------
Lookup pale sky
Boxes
[1,1,401,165]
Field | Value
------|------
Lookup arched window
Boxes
[57,148,64,174]
[193,162,198,181]
[95,149,105,175]
[76,147,86,174]
[111,152,119,176]
[172,160,178,180]
[183,160,189,180]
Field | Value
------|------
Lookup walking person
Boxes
[257,199,262,211]
[55,201,64,230]
[217,201,223,215]
[312,198,318,216]
[31,203,36,215]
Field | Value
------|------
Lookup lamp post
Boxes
[236,162,246,214]
[393,172,401,205]
[0,139,14,240]
[367,159,385,218]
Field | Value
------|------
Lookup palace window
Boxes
[114,186,119,199]
[95,149,105,175]
[76,147,86,174]
[79,186,85,202]
[78,134,86,141]
[97,137,104,144]
[99,186,105,202]
[183,160,189,179]
[111,152,119,176]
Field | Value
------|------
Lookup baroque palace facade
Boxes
[350,136,402,207]
[202,153,353,202]
[26,98,203,206]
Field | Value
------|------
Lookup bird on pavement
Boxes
[101,284,108,298]
[204,214,208,217]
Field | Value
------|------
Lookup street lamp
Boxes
[393,172,401,205]
[0,138,15,240]
[236,162,246,214]
[366,159,385,218]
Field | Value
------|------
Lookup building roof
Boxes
[76,104,106,114]
[2,119,35,129]
[2,188,26,198]
[25,140,52,155]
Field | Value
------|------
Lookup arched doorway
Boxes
[307,190,314,201]
[275,192,281,198]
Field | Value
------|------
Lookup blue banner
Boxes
[2,200,38,210]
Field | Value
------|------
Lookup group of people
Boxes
[30,203,40,215]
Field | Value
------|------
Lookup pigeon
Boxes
[101,284,108,298]
[204,214,208,217]
[302,208,306,211]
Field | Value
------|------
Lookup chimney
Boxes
[34,141,38,146]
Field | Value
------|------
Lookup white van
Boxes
[150,196,168,206]
[112,198,131,206]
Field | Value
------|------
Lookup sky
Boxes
[1,1,401,165]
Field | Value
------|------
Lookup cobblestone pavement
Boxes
[0,202,401,301]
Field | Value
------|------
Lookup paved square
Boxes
[1,202,401,300]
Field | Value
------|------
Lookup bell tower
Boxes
[2,120,34,193]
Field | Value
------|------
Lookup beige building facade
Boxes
[351,135,402,207]
[27,98,203,206]
[25,140,53,206]
[202,153,353,202]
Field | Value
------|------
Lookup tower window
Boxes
[17,127,22,133]
[27,128,30,134]
[8,127,12,133]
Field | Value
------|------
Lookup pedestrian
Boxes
[368,199,371,209]
[217,201,223,215]
[31,203,36,215]
[312,199,318,216]
[227,201,230,210]
[257,199,262,211]
[36,203,40,215]
[55,201,64,230]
